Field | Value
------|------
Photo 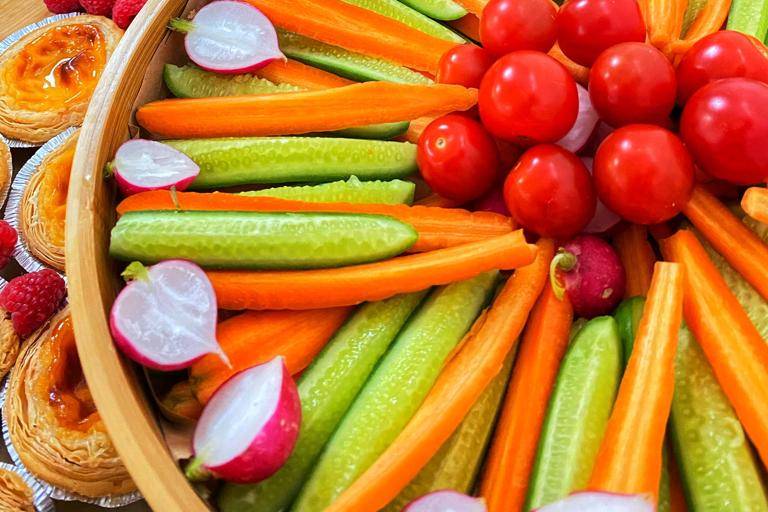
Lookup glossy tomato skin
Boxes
[556,0,645,67]
[503,144,596,238]
[480,0,557,55]
[594,125,694,224]
[680,78,768,185]
[417,114,500,203]
[437,44,495,89]
[589,43,676,127]
[479,51,578,144]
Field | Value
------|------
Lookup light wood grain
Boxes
[0,0,50,40]
[65,0,208,509]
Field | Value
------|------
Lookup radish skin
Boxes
[556,84,600,154]
[404,490,487,512]
[534,492,654,511]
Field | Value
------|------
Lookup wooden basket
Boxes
[65,0,210,509]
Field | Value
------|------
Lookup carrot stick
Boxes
[257,58,352,90]
[404,116,436,144]
[742,187,768,224]
[414,193,462,208]
[207,230,537,310]
[190,308,350,403]
[588,262,684,503]
[116,191,514,253]
[668,0,732,54]
[613,225,656,298]
[324,239,555,512]
[659,230,768,468]
[243,0,458,73]
[548,43,589,85]
[136,82,477,139]
[479,285,573,512]
[682,185,768,301]
[448,14,481,41]
[648,0,674,47]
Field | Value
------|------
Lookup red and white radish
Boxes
[169,1,284,74]
[187,357,301,484]
[111,139,199,196]
[550,235,626,318]
[534,492,654,512]
[403,490,487,512]
[556,83,599,154]
[109,260,227,371]
[581,157,621,234]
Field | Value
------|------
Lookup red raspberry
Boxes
[79,0,114,15]
[0,221,17,270]
[0,270,66,337]
[44,0,82,13]
[112,0,147,29]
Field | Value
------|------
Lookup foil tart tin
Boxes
[5,127,76,275]
[0,12,83,149]
[1,368,143,507]
[0,461,55,512]
[0,140,12,210]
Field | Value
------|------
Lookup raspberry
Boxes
[0,221,17,270]
[44,0,82,13]
[112,0,147,29]
[0,270,66,337]
[79,0,114,15]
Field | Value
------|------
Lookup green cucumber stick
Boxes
[341,0,465,41]
[727,0,768,41]
[241,177,416,205]
[218,291,428,512]
[292,272,499,512]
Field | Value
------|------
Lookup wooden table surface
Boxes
[0,2,152,510]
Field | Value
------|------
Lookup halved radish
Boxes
[556,84,599,154]
[188,357,301,484]
[534,492,654,511]
[111,139,199,196]
[169,1,284,74]
[403,490,487,512]
[109,260,227,371]
[581,157,621,234]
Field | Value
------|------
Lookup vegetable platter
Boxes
[62,0,768,508]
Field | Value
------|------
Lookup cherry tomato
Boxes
[556,0,645,67]
[437,44,494,88]
[480,0,557,55]
[479,51,578,144]
[417,114,500,203]
[677,30,768,104]
[588,42,676,127]
[594,125,694,224]
[503,144,596,238]
[680,78,768,185]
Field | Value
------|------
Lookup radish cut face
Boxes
[193,357,301,483]
[109,260,224,370]
[403,490,487,512]
[556,84,599,154]
[581,157,621,234]
[113,139,199,196]
[182,1,284,74]
[534,492,654,511]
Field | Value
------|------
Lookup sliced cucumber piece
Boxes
[332,121,410,140]
[396,0,467,20]
[614,297,646,365]
[218,292,428,512]
[292,273,498,512]
[109,210,417,269]
[277,31,432,84]
[682,0,709,34]
[342,0,465,41]
[163,64,300,98]
[526,316,622,510]
[165,137,417,189]
[241,177,415,205]
[727,0,768,41]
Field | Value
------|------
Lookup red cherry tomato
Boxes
[594,125,694,224]
[588,42,676,127]
[417,114,500,203]
[480,0,557,55]
[503,144,596,238]
[556,0,645,67]
[479,51,578,144]
[676,30,768,104]
[680,78,768,185]
[437,44,494,89]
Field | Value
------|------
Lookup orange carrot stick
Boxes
[479,285,573,512]
[668,0,731,54]
[190,308,350,403]
[589,262,683,503]
[404,116,436,144]
[448,14,481,41]
[243,0,458,73]
[257,58,352,90]
[660,230,768,468]
[324,239,555,512]
[207,230,537,310]
[613,224,656,298]
[136,82,477,139]
[742,187,768,224]
[548,43,589,85]
[116,191,514,253]
[414,193,462,208]
[682,185,768,301]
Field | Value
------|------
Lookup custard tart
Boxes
[0,16,121,143]
[0,302,19,382]
[0,138,10,208]
[4,308,136,498]
[0,464,34,511]
[20,130,77,271]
